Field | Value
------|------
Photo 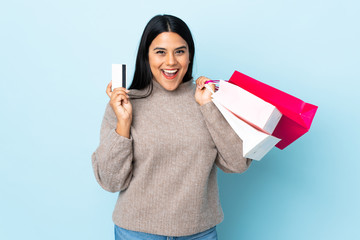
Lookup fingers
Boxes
[206,82,215,93]
[110,88,130,104]
[196,76,212,90]
[106,81,112,97]
[106,81,130,98]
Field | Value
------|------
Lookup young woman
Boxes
[92,14,252,240]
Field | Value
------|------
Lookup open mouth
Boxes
[162,69,179,79]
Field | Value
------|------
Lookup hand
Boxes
[195,76,215,106]
[106,82,132,138]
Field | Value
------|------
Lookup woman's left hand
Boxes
[195,76,215,106]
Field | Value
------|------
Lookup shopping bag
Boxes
[228,71,318,150]
[212,98,280,160]
[212,80,282,134]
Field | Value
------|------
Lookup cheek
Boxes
[180,55,190,68]
[149,54,161,68]
[183,59,190,71]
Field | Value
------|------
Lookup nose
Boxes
[166,52,177,66]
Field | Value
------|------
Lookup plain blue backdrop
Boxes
[1,0,359,239]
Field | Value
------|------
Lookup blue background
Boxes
[1,0,359,239]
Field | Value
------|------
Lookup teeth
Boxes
[163,69,178,73]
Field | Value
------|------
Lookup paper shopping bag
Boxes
[212,80,282,134]
[212,98,280,160]
[228,71,318,150]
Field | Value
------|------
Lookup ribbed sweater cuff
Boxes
[109,129,133,151]
[96,129,133,163]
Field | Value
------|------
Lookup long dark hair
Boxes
[129,14,195,97]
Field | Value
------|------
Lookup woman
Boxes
[92,14,252,239]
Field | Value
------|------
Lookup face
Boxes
[148,32,190,91]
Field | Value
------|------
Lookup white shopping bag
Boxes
[212,80,282,134]
[212,98,280,160]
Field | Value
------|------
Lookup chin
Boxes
[155,75,183,91]
[163,82,181,91]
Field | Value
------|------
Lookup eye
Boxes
[156,50,166,55]
[175,50,185,55]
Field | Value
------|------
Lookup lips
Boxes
[162,69,179,79]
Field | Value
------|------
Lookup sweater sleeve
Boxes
[91,103,133,192]
[200,101,252,173]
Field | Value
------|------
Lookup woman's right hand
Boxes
[106,82,132,138]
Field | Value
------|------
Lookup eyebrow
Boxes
[153,45,187,51]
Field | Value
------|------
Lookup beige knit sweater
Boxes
[92,79,251,236]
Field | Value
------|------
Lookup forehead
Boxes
[150,32,188,48]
